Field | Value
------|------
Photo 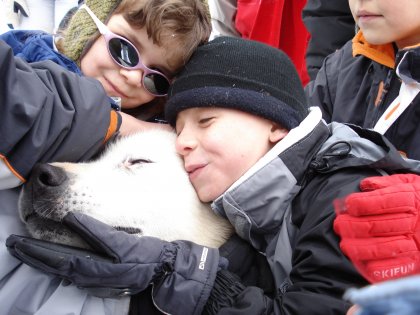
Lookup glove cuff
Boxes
[152,242,220,315]
[202,269,246,315]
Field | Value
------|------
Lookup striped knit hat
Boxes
[60,0,121,63]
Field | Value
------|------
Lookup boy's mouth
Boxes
[356,10,381,20]
[185,163,207,180]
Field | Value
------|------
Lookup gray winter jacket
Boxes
[0,40,126,315]
[208,108,419,314]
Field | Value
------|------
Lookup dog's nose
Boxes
[32,163,68,187]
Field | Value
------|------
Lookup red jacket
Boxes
[235,0,310,85]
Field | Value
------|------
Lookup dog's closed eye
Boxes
[120,158,154,170]
[129,158,153,165]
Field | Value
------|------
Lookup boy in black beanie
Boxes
[164,36,418,314]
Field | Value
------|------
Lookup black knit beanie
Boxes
[165,36,308,129]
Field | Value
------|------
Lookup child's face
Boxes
[80,13,176,109]
[175,107,288,202]
[349,0,420,48]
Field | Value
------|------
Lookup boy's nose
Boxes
[175,130,197,156]
[120,68,143,87]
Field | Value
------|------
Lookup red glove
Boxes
[334,174,420,283]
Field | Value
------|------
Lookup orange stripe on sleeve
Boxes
[0,154,26,183]
[103,111,119,144]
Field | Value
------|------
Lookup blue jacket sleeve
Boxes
[0,40,120,189]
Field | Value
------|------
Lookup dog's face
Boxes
[19,130,233,248]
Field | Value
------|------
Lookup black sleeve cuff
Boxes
[203,269,246,315]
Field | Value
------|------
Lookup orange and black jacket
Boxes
[305,31,420,160]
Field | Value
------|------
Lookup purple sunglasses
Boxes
[81,4,170,96]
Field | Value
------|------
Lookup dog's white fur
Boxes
[19,130,233,248]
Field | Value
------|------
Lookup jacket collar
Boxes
[211,108,327,249]
[352,30,420,70]
[211,106,420,250]
[352,31,396,68]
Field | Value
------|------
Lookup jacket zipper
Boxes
[373,69,394,125]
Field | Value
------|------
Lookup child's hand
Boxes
[6,212,221,314]
[119,112,173,136]
[334,174,420,283]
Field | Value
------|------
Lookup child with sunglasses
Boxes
[0,0,210,315]
[1,0,210,121]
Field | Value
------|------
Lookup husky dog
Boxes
[19,130,233,249]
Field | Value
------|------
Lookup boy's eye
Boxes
[198,117,215,125]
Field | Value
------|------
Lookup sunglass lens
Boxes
[108,38,139,67]
[144,73,170,96]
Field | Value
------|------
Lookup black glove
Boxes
[6,212,221,315]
